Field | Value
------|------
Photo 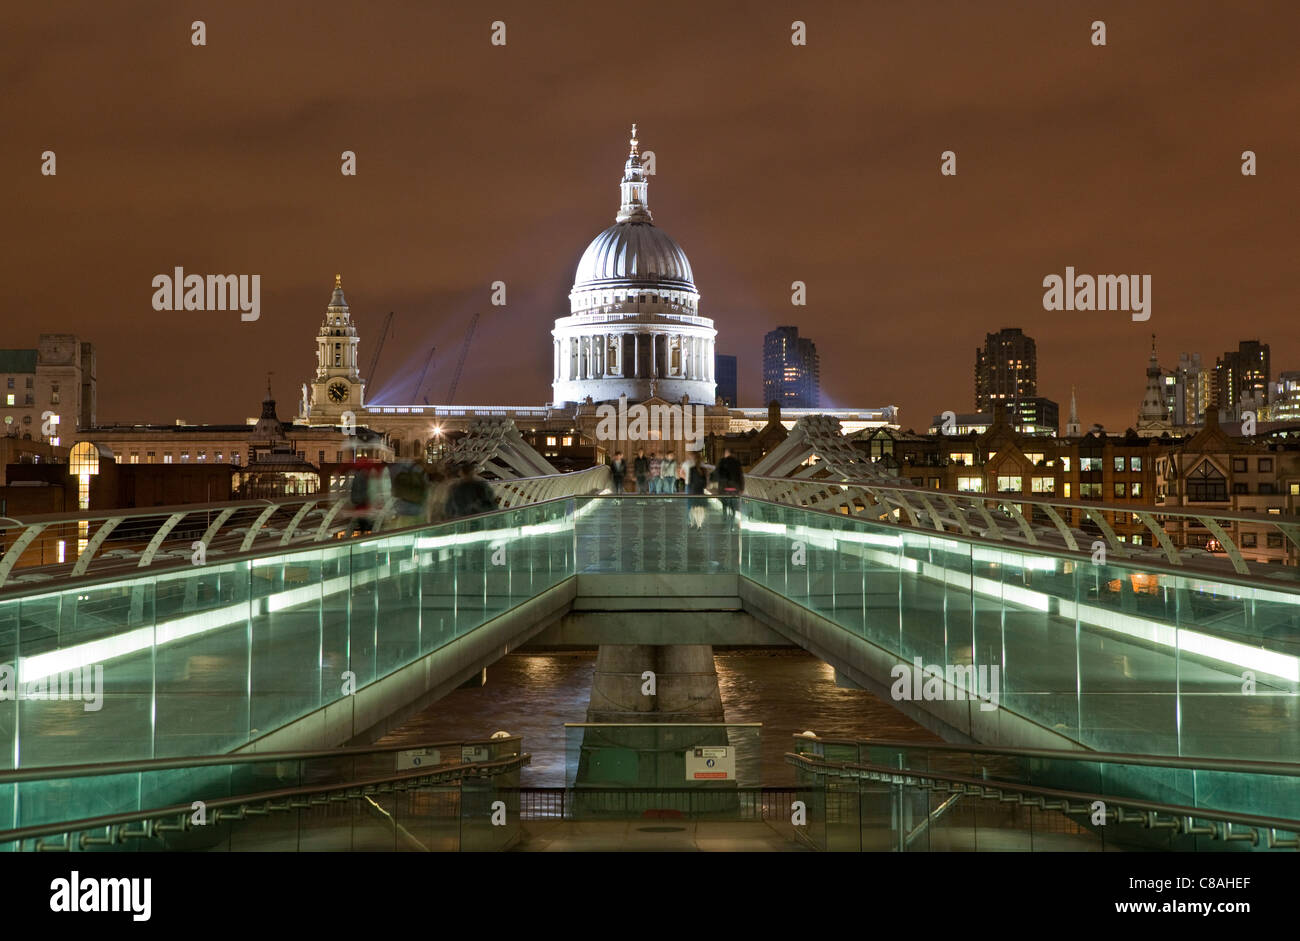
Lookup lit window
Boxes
[957,477,983,493]
[1114,483,1125,498]
[4,395,11,406]
[997,475,1022,493]
[1114,457,1126,473]
[1130,483,1143,497]
[1129,456,1143,471]
[949,452,974,466]
[546,436,557,447]
[562,437,573,447]
[1031,477,1055,494]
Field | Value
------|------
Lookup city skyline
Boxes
[6,1,1298,433]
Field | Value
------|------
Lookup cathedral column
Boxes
[633,335,640,378]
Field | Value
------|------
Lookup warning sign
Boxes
[685,746,735,781]
[396,748,441,770]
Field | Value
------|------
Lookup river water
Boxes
[375,648,940,785]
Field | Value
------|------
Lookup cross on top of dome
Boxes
[629,124,639,157]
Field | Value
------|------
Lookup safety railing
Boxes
[2,733,527,852]
[785,750,1300,852]
[0,735,525,851]
[0,465,608,590]
[739,497,1300,763]
[746,475,1300,580]
[790,735,1300,835]
[0,499,576,770]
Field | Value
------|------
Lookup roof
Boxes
[0,350,38,373]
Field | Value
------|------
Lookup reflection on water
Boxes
[376,649,939,785]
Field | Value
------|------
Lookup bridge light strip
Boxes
[742,518,1300,686]
[13,508,591,686]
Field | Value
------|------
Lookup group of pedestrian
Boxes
[605,447,744,525]
[611,448,719,494]
[344,459,499,535]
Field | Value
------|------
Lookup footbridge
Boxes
[2,418,1298,850]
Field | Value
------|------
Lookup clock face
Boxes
[328,382,348,404]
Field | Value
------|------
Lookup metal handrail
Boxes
[743,476,1300,583]
[785,752,1300,849]
[0,753,530,850]
[799,736,1300,778]
[0,465,608,592]
[0,735,521,785]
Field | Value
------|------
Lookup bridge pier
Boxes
[574,644,736,814]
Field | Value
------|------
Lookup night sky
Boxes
[6,1,1297,431]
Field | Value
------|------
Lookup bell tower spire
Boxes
[310,273,363,415]
[616,124,653,224]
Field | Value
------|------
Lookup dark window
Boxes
[1267,533,1284,548]
[1259,483,1276,494]
[1259,458,1274,472]
[1232,458,1247,473]
[1187,461,1227,502]
[1240,533,1257,548]
[1233,483,1248,494]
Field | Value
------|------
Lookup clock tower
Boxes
[308,274,364,417]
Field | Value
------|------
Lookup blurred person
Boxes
[426,464,453,524]
[660,452,677,495]
[445,462,498,519]
[715,448,744,520]
[633,449,650,493]
[648,451,662,493]
[687,452,709,528]
[387,460,429,530]
[345,457,389,536]
[609,451,627,494]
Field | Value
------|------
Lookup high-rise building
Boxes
[1273,371,1300,422]
[1215,340,1270,419]
[974,327,1036,412]
[0,334,96,443]
[714,353,737,406]
[1170,352,1211,426]
[763,327,820,407]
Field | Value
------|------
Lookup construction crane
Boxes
[366,311,395,388]
[413,346,436,404]
[445,312,480,405]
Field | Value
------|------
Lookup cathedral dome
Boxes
[573,222,696,293]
